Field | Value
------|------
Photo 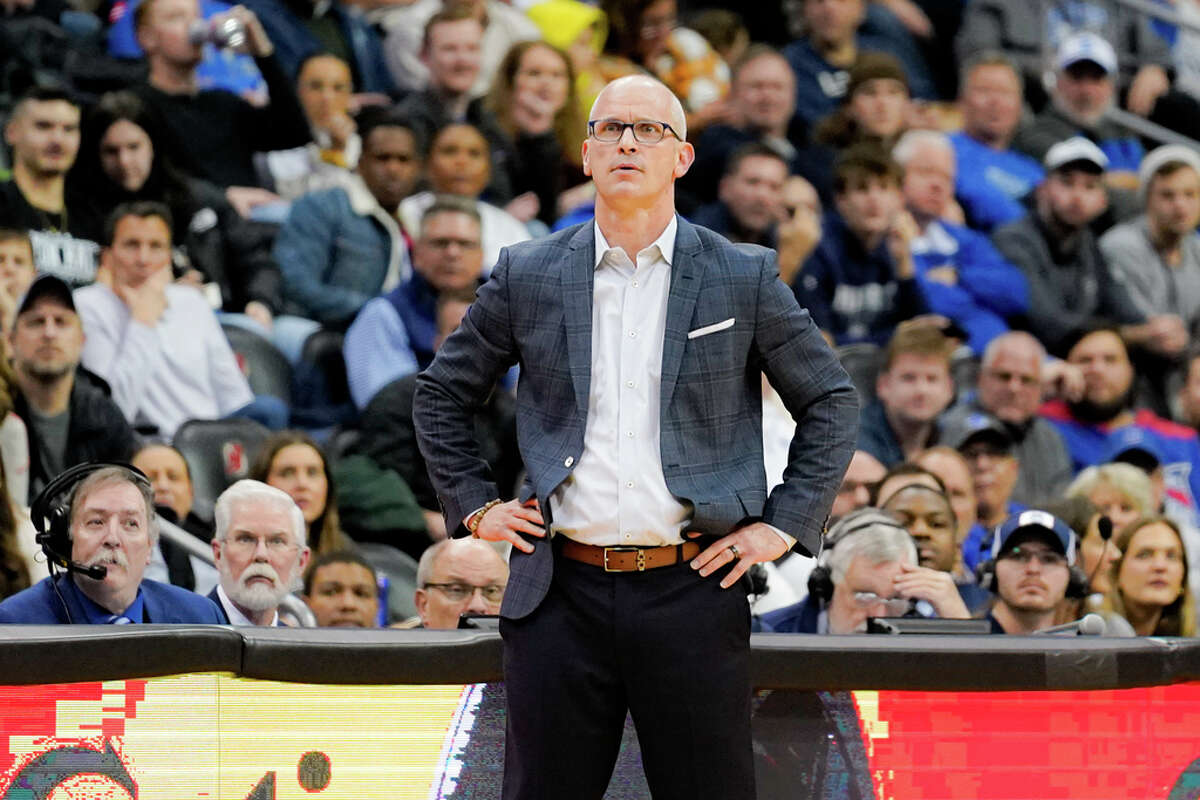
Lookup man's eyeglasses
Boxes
[424,582,506,603]
[852,592,913,615]
[588,119,681,144]
[998,546,1067,567]
[426,237,481,251]
[225,533,299,554]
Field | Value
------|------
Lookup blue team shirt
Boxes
[950,131,1044,233]
[108,0,266,96]
[1041,401,1200,528]
[909,219,1030,353]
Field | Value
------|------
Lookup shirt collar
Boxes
[68,576,146,624]
[593,215,678,269]
[217,584,279,626]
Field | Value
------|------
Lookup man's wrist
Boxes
[465,498,503,536]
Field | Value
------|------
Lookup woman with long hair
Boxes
[814,52,913,154]
[1100,516,1196,636]
[251,431,350,555]
[487,40,588,226]
[71,91,281,332]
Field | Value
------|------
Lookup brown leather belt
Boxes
[559,539,701,572]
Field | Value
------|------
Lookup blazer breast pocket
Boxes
[687,317,735,339]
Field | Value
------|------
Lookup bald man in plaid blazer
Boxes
[414,76,858,800]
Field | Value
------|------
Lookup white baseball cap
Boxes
[1056,32,1117,75]
[1044,136,1109,173]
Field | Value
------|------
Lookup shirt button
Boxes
[627,380,635,388]
[632,280,639,288]
[629,331,637,338]
[564,456,574,467]
[626,430,634,438]
[625,533,632,540]
[626,480,634,488]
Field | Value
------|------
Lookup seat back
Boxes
[300,328,350,406]
[222,323,293,404]
[355,541,420,624]
[837,343,882,407]
[172,417,272,521]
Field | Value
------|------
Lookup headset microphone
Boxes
[31,462,152,581]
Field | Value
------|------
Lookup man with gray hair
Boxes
[761,507,969,633]
[893,129,1029,355]
[0,465,224,623]
[941,331,1075,506]
[209,479,310,626]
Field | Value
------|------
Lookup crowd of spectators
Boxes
[1,0,1200,640]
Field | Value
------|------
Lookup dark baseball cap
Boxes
[1102,427,1164,474]
[16,273,76,317]
[989,509,1077,566]
[941,411,1014,453]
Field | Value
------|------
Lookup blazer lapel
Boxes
[661,218,706,410]
[562,222,596,416]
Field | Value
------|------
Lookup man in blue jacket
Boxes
[0,465,224,624]
[893,129,1029,355]
[272,113,422,359]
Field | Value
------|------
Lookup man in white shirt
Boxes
[209,479,309,626]
[74,201,287,438]
[415,76,857,799]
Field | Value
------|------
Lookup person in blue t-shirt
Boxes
[950,52,1044,232]
[893,129,1029,355]
[793,145,927,346]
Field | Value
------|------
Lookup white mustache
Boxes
[239,563,280,589]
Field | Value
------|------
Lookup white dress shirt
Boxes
[546,217,797,551]
[549,217,690,546]
[74,283,254,438]
[216,584,278,627]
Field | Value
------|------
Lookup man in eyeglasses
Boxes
[414,538,508,629]
[415,74,857,798]
[984,510,1076,634]
[210,480,310,626]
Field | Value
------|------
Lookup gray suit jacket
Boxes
[414,218,859,619]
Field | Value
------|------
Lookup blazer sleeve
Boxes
[753,252,860,556]
[414,248,520,535]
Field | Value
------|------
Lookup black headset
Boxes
[974,524,1091,600]
[807,508,913,603]
[31,462,154,581]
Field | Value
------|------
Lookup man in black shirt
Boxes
[0,88,100,284]
[7,275,137,502]
[132,0,312,192]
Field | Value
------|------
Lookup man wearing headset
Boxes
[982,510,1079,634]
[0,465,224,623]
[761,508,969,633]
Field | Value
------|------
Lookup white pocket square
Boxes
[687,317,735,339]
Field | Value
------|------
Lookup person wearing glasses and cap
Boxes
[982,509,1080,634]
[415,74,857,799]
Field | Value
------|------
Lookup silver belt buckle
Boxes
[603,546,645,572]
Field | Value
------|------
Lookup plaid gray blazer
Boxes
[414,217,859,619]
